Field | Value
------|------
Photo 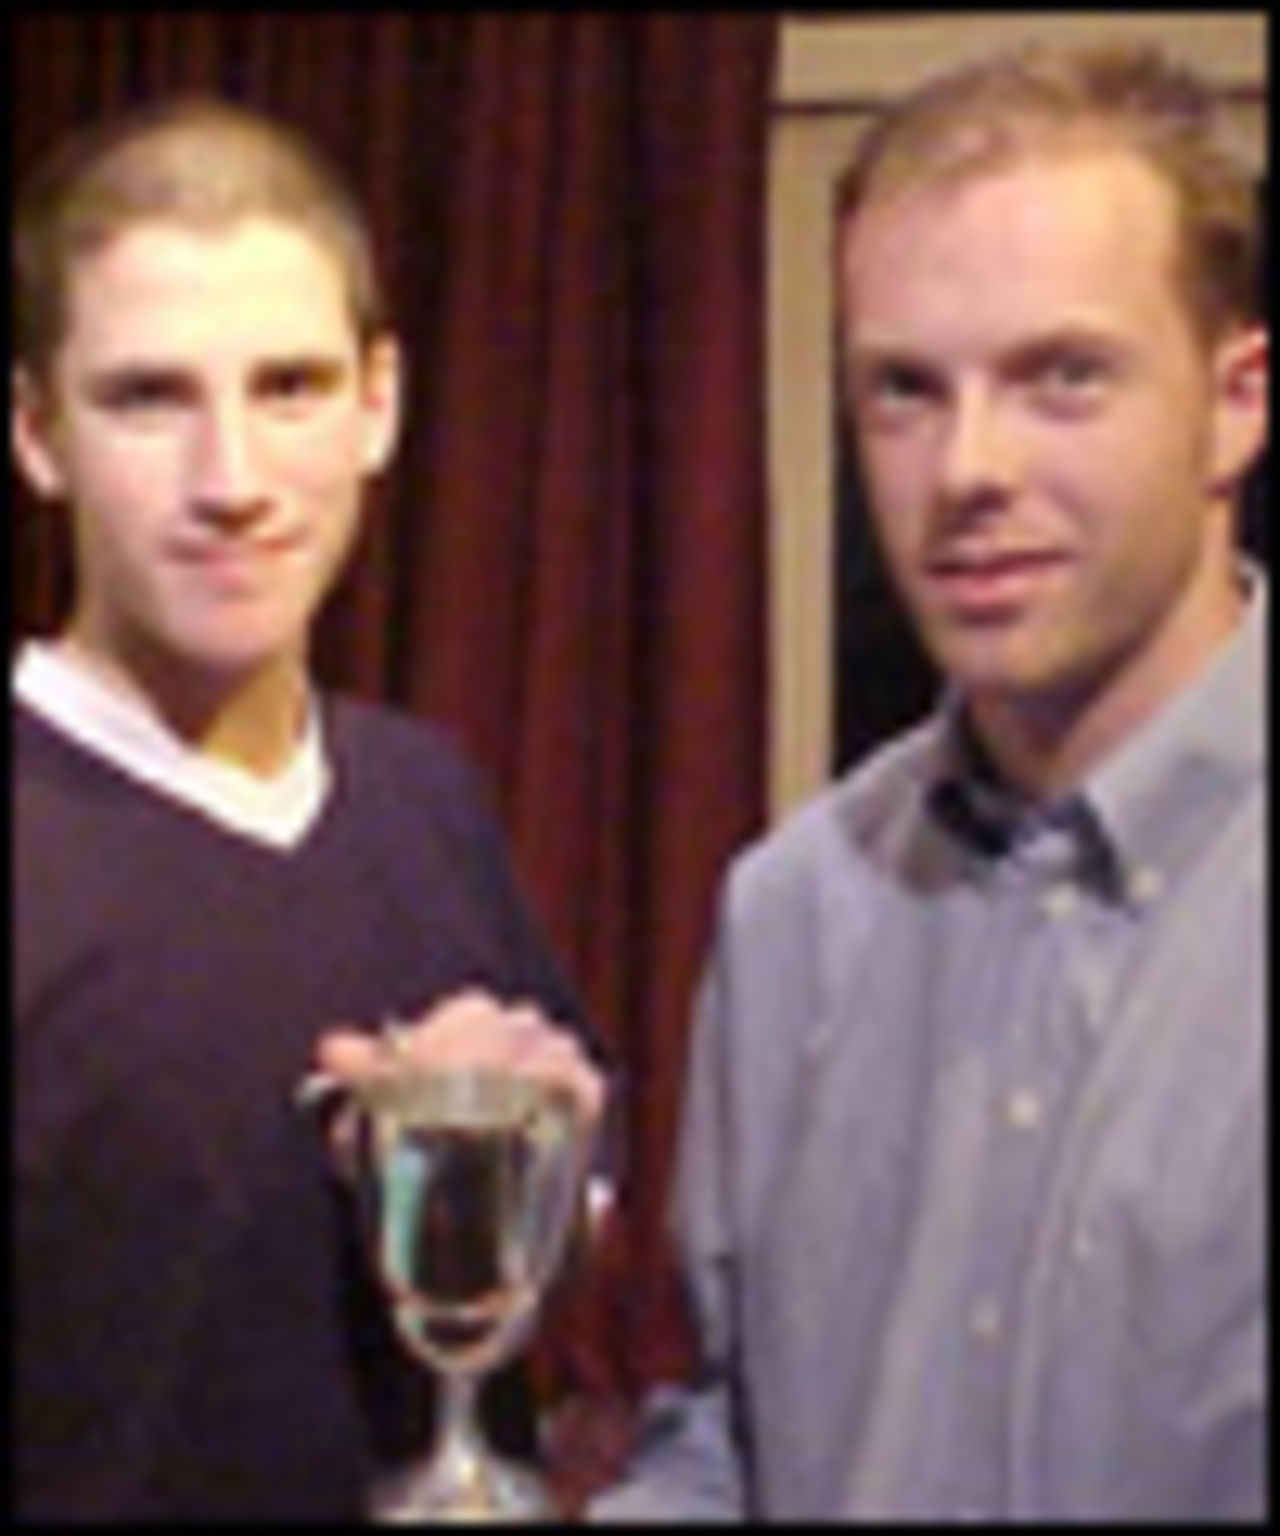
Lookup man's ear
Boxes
[1209,324,1269,495]
[12,368,68,502]
[359,336,404,478]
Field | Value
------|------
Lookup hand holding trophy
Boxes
[309,995,605,1523]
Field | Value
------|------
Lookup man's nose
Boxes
[939,386,1021,511]
[188,399,269,520]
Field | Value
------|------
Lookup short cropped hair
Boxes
[836,44,1261,346]
[14,96,388,383]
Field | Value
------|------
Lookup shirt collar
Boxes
[1088,571,1267,902]
[13,640,332,849]
[928,711,1123,897]
[928,570,1267,905]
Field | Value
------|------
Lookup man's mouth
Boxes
[925,546,1071,615]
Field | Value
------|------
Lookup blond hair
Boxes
[836,44,1261,346]
[15,96,388,383]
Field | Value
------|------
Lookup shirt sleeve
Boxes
[587,945,752,1521]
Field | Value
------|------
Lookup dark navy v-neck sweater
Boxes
[14,695,587,1521]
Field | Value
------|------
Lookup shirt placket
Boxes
[936,825,1111,1521]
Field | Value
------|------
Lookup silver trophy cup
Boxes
[349,1064,590,1523]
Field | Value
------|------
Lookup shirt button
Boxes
[1005,1087,1045,1131]
[1128,865,1164,906]
[1071,1225,1097,1263]
[969,1299,1003,1343]
[1041,882,1079,921]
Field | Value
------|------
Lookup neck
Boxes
[59,630,311,777]
[970,569,1248,800]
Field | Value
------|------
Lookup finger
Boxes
[314,1029,387,1079]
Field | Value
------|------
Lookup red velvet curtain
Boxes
[12,12,776,1393]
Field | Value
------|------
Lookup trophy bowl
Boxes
[351,1064,590,1523]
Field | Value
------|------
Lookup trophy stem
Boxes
[374,1371,556,1524]
[432,1372,490,1509]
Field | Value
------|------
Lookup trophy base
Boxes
[371,1449,558,1525]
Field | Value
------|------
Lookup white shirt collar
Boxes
[14,641,332,849]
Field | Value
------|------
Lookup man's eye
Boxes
[1023,350,1116,412]
[95,376,190,417]
[1045,354,1104,387]
[855,362,943,424]
[257,363,343,411]
[878,367,925,399]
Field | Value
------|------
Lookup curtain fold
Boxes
[12,10,777,1394]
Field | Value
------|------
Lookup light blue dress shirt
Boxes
[593,580,1268,1522]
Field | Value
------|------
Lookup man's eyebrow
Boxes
[847,322,1128,372]
[81,361,197,401]
[255,348,350,369]
[253,353,349,380]
[1005,323,1128,356]
[80,353,350,390]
